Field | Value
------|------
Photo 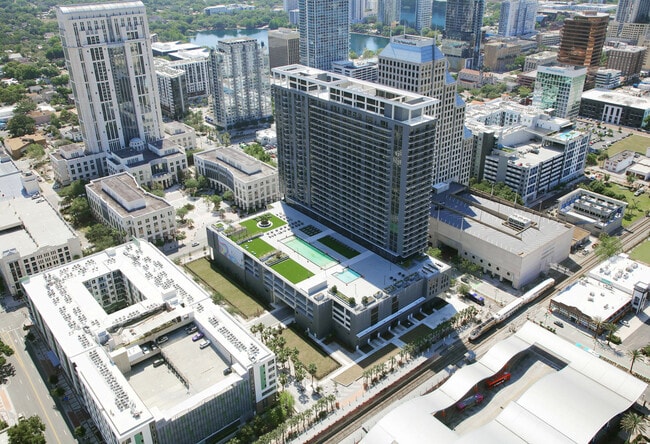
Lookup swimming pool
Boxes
[334,268,361,284]
[283,236,338,268]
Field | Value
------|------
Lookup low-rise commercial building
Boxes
[22,240,276,444]
[86,172,177,244]
[603,150,636,173]
[550,254,650,329]
[50,143,105,186]
[580,88,650,128]
[194,147,279,211]
[331,59,378,82]
[429,185,573,289]
[628,158,650,180]
[163,122,196,151]
[594,68,622,89]
[207,202,451,347]
[556,189,626,235]
[523,51,557,72]
[0,196,82,296]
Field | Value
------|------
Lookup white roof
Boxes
[552,278,630,321]
[364,322,647,444]
[588,254,650,294]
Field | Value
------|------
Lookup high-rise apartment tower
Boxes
[443,0,485,69]
[272,65,439,261]
[532,65,587,119]
[616,0,650,24]
[378,35,472,185]
[298,0,350,71]
[498,0,538,37]
[558,11,608,88]
[209,38,271,130]
[268,28,300,70]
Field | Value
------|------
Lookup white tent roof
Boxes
[363,322,646,444]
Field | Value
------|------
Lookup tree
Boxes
[24,143,45,159]
[176,206,189,223]
[517,86,531,98]
[627,173,636,185]
[7,416,46,444]
[6,114,36,138]
[603,322,617,345]
[458,283,471,296]
[220,132,231,146]
[66,197,93,227]
[621,411,647,443]
[183,178,199,196]
[222,190,234,202]
[427,247,442,258]
[586,153,598,166]
[628,349,642,373]
[13,99,36,115]
[74,425,86,438]
[307,363,317,389]
[594,233,622,261]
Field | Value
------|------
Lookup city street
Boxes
[0,298,74,443]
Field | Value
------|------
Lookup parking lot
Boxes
[125,325,233,411]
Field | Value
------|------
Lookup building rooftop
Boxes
[364,321,646,444]
[22,240,272,435]
[194,147,277,182]
[219,202,450,309]
[0,198,78,258]
[86,172,173,218]
[58,1,145,15]
[151,41,201,55]
[430,189,574,257]
[588,253,650,295]
[379,35,446,64]
[0,157,26,201]
[553,277,631,321]
[581,88,650,110]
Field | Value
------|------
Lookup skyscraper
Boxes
[558,11,608,88]
[616,0,650,24]
[268,28,300,70]
[378,35,473,185]
[299,0,349,71]
[498,0,538,37]
[57,1,163,155]
[416,0,433,32]
[272,65,439,261]
[443,0,485,69]
[533,65,587,119]
[378,0,401,26]
[209,38,271,130]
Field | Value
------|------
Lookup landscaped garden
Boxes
[607,134,650,156]
[334,344,400,386]
[240,237,275,258]
[398,324,434,345]
[270,259,314,284]
[281,324,339,379]
[317,235,360,259]
[185,258,267,318]
[237,213,286,236]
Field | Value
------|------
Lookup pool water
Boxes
[283,236,338,268]
[334,268,361,284]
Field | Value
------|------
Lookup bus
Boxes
[486,372,511,389]
[466,291,485,306]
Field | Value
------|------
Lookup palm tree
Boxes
[621,411,647,443]
[629,349,642,374]
[603,322,617,345]
[592,316,604,340]
[307,363,317,389]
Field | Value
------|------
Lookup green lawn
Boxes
[240,237,275,258]
[282,324,339,379]
[607,134,650,156]
[271,259,314,283]
[334,344,399,386]
[630,240,650,265]
[317,235,360,259]
[185,258,266,319]
[398,324,434,344]
[237,213,286,237]
[610,185,650,227]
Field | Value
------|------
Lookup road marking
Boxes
[0,332,63,443]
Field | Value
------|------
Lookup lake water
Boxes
[191,30,389,54]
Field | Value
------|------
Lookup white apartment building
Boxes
[22,240,276,444]
[0,198,82,296]
[499,0,538,37]
[154,47,211,100]
[86,172,176,243]
[194,147,279,211]
[154,60,186,120]
[50,143,105,186]
[209,38,271,130]
[299,0,349,70]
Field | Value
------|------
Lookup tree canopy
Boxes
[8,416,46,444]
[594,233,622,262]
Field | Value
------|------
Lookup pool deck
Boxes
[236,202,450,304]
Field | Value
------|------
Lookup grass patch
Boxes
[334,344,399,386]
[611,185,650,227]
[240,237,275,258]
[398,324,433,344]
[270,259,314,283]
[282,324,339,379]
[630,240,650,265]
[185,258,266,319]
[607,134,650,156]
[317,235,360,259]
[237,213,286,236]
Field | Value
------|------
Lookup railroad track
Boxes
[317,217,650,443]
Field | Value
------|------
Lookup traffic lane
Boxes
[1,329,71,443]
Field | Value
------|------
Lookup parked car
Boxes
[191,241,200,247]
[185,324,198,335]
[156,336,169,345]
[153,358,165,367]
[199,339,211,349]
[223,367,232,375]
[192,332,204,342]
[554,320,564,328]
